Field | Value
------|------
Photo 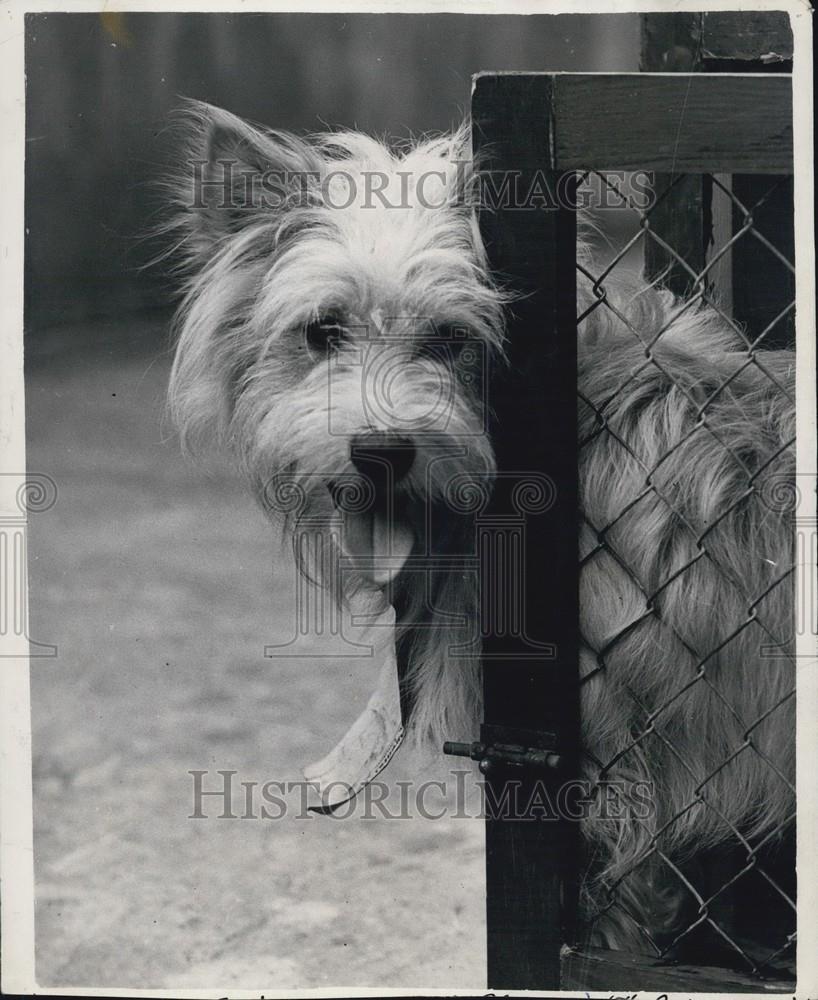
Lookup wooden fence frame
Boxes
[469,68,794,992]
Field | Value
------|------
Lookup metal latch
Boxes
[444,724,563,775]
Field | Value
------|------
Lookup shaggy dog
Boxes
[164,102,795,956]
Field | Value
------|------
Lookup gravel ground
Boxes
[27,314,486,991]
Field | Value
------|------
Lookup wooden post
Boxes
[471,72,579,990]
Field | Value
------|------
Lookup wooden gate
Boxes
[460,11,796,991]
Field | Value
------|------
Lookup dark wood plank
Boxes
[731,173,795,347]
[472,71,579,992]
[562,946,795,993]
[702,11,793,64]
[549,73,793,173]
[640,10,793,71]
[639,13,795,313]
[640,16,796,336]
[640,14,707,295]
[643,174,709,297]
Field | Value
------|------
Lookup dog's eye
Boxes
[305,314,346,355]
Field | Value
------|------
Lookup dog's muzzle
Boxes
[330,431,417,586]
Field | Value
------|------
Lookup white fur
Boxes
[166,102,795,954]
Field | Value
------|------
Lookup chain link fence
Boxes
[574,170,796,980]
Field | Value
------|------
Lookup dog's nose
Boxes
[350,432,416,483]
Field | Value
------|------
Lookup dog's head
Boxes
[166,101,505,592]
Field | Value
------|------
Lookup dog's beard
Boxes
[244,358,493,750]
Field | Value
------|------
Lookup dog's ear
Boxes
[169,99,322,264]
[438,121,475,207]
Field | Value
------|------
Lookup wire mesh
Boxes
[575,171,796,980]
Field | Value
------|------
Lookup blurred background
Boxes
[25,11,640,990]
[25,11,638,332]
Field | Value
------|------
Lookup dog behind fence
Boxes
[164,106,796,974]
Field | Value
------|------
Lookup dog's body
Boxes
[167,104,795,954]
